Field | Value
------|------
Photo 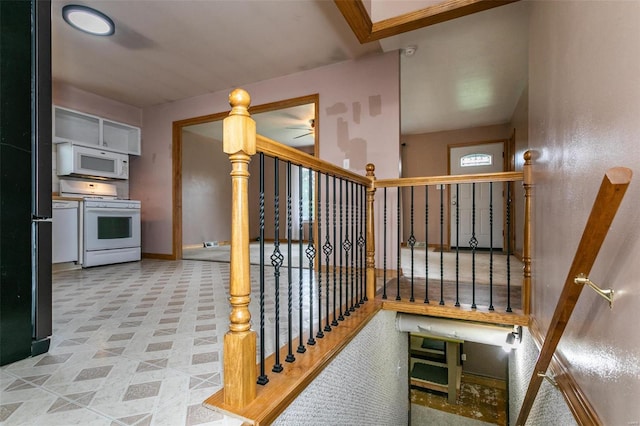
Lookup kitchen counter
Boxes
[53,194,84,202]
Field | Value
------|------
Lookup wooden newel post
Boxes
[522,151,532,316]
[365,163,377,300]
[223,89,257,407]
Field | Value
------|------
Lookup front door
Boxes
[449,142,504,249]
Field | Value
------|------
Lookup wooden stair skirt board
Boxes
[204,300,382,425]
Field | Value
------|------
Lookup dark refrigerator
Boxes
[0,0,52,365]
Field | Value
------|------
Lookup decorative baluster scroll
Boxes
[271,157,284,373]
[305,168,316,346]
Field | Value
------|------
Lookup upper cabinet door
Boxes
[53,106,141,156]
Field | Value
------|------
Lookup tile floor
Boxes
[1,250,516,425]
[0,259,242,426]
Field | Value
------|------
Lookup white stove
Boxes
[60,180,141,267]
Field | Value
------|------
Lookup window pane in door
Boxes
[98,217,131,239]
[460,153,492,167]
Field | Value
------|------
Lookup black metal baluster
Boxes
[425,185,429,304]
[359,184,366,304]
[305,168,316,346]
[349,181,356,312]
[338,178,345,321]
[351,182,360,308]
[349,182,357,312]
[353,183,359,309]
[409,186,415,302]
[506,182,513,313]
[257,153,268,385]
[297,165,305,354]
[396,187,401,301]
[332,176,338,326]
[455,184,460,307]
[343,181,351,316]
[383,187,387,300]
[316,173,324,339]
[470,182,478,310]
[271,158,284,373]
[323,173,332,332]
[286,161,295,362]
[439,185,444,305]
[489,182,495,311]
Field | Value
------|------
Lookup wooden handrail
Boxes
[215,87,536,415]
[256,135,370,186]
[374,170,523,188]
[516,166,632,425]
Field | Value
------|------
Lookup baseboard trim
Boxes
[528,318,602,425]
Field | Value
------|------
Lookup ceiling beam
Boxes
[335,0,519,43]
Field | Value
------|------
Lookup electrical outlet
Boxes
[343,159,350,169]
[461,353,467,361]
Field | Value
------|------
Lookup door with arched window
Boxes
[449,141,505,249]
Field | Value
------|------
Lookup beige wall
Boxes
[181,131,230,246]
[53,82,142,127]
[510,86,528,255]
[134,52,400,259]
[400,124,511,245]
[527,2,640,424]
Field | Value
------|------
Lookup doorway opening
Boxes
[448,141,507,251]
[409,333,509,425]
[172,94,319,261]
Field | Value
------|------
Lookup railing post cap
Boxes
[229,88,251,117]
[366,163,375,174]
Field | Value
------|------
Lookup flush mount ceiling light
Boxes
[62,5,114,36]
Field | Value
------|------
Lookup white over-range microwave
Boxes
[57,142,129,180]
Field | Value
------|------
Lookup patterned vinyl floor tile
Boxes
[1,260,244,426]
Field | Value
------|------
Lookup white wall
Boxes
[133,52,400,257]
[509,328,576,426]
[181,131,230,246]
[525,2,640,424]
[273,310,408,425]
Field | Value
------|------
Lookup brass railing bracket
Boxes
[574,273,614,308]
[536,371,558,387]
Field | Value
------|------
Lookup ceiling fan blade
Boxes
[293,132,313,139]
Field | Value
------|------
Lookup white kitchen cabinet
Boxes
[53,106,141,155]
[52,200,79,264]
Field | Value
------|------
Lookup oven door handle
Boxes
[85,208,140,214]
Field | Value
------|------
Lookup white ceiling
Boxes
[51,0,529,137]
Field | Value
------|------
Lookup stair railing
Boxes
[516,166,632,425]
[209,88,536,421]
